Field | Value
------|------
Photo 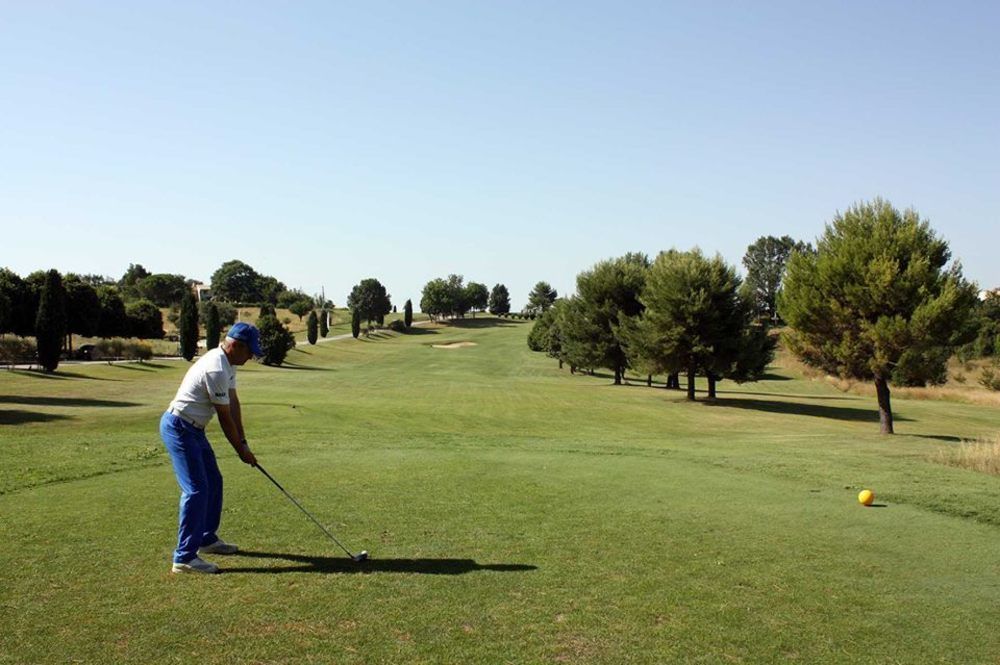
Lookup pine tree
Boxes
[307,310,318,345]
[780,198,978,433]
[35,269,67,372]
[628,249,744,401]
[319,309,329,338]
[178,289,200,361]
[404,299,413,328]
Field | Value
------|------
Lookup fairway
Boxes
[2,319,999,664]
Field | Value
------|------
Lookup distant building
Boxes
[191,282,213,302]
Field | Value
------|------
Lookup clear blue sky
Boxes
[2,1,997,310]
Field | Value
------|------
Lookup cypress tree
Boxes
[319,309,329,338]
[178,289,200,361]
[204,301,222,350]
[307,310,318,345]
[351,308,361,338]
[35,269,67,372]
[404,299,413,328]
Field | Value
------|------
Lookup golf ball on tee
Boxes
[858,489,875,506]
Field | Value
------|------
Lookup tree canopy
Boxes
[210,260,286,304]
[527,281,558,315]
[489,284,511,315]
[465,282,489,315]
[420,274,469,319]
[741,235,812,322]
[780,198,978,433]
[559,255,648,384]
[347,278,392,326]
[625,249,746,400]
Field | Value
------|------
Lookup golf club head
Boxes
[352,550,369,563]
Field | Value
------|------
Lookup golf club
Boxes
[254,463,369,562]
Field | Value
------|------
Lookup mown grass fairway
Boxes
[2,319,999,663]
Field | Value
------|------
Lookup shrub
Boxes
[257,314,295,366]
[0,337,36,365]
[388,319,406,332]
[93,339,152,363]
[319,309,329,338]
[981,360,1000,391]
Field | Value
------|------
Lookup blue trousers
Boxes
[159,411,223,563]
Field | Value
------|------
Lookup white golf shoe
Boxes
[199,538,239,555]
[171,556,220,574]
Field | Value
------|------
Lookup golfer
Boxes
[159,322,262,574]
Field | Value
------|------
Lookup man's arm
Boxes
[214,401,257,466]
[229,389,246,442]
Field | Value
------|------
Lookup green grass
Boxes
[2,318,999,663]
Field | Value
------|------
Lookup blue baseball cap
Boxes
[226,322,264,358]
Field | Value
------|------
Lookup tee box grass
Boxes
[1,318,999,663]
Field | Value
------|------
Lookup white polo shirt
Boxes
[168,347,237,428]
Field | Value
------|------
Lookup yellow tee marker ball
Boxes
[858,489,875,506]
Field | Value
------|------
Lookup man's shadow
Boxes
[222,551,538,575]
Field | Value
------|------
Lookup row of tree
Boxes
[528,250,776,401]
[529,198,983,434]
[0,268,166,354]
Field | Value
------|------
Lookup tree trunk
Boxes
[647,374,652,387]
[614,366,622,385]
[666,373,680,390]
[686,367,696,401]
[570,365,576,374]
[707,373,717,400]
[558,359,563,369]
[874,376,894,434]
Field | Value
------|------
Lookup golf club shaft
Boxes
[254,463,357,559]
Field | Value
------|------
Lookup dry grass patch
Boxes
[775,346,1000,407]
[930,434,1000,476]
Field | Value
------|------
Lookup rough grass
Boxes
[930,433,1000,476]
[2,319,1000,663]
[777,346,1000,407]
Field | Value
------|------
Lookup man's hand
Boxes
[236,440,258,466]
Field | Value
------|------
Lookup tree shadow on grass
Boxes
[910,434,963,443]
[401,327,439,335]
[448,318,522,329]
[111,362,169,372]
[272,362,334,371]
[222,551,538,575]
[0,396,141,408]
[704,397,912,423]
[6,369,118,381]
[716,390,860,401]
[0,410,73,425]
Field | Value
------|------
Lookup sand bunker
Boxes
[432,342,478,349]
